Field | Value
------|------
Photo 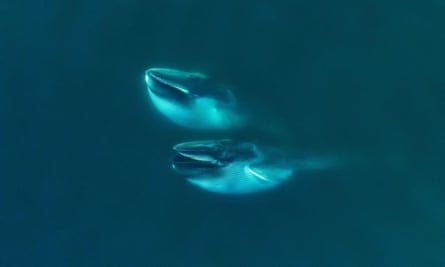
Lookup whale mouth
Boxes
[145,68,205,100]
[171,153,225,176]
[145,67,237,105]
[172,139,232,175]
[171,139,259,176]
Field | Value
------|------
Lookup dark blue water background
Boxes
[1,0,444,266]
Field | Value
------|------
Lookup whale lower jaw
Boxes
[186,162,294,194]
[148,90,245,130]
[148,90,191,127]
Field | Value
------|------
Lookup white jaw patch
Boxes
[148,90,244,130]
[148,90,190,127]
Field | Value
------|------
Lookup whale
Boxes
[145,68,246,130]
[171,139,296,194]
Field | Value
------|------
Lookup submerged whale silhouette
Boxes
[145,68,246,130]
[171,139,296,194]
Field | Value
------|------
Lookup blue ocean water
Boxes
[1,0,444,266]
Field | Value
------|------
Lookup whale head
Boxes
[171,139,295,194]
[145,68,246,130]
